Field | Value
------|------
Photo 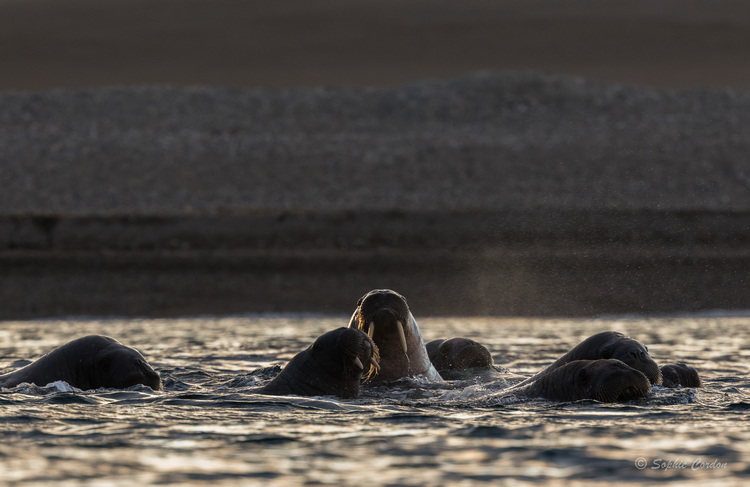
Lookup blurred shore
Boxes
[2,210,749,318]
[2,0,750,318]
[2,0,750,92]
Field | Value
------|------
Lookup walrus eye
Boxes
[601,348,612,359]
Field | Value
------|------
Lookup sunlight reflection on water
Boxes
[1,313,749,485]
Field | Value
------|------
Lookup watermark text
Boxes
[634,457,728,470]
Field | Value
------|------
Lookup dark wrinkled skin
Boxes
[0,335,162,391]
[260,327,379,399]
[510,359,652,403]
[348,289,441,382]
[660,363,702,388]
[426,337,494,380]
[515,331,661,387]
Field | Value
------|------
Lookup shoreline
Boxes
[2,210,749,319]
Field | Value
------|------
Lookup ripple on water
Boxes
[0,314,748,485]
[725,401,750,411]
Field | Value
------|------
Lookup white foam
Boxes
[45,380,75,392]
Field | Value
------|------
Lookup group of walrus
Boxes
[0,289,702,402]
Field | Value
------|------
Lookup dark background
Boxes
[1,0,749,319]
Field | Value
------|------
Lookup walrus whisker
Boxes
[368,322,375,340]
[363,338,381,381]
[368,357,380,372]
[396,320,408,354]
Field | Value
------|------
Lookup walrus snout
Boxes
[661,367,680,388]
[616,385,647,402]
[626,348,647,360]
[633,360,661,386]
[368,308,408,352]
[116,358,162,390]
[590,360,651,403]
[611,339,661,385]
[137,360,163,391]
[336,328,380,381]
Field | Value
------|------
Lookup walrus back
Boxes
[0,349,75,389]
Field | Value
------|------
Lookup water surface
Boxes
[1,314,748,485]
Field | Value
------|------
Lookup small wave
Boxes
[40,393,101,405]
[371,412,446,424]
[251,395,363,412]
[648,388,699,405]
[437,383,493,402]
[220,376,259,389]
[1,380,81,396]
[455,425,512,438]
[160,377,193,391]
[235,433,297,444]
[724,401,750,411]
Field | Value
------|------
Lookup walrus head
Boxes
[535,359,652,403]
[597,334,661,386]
[348,289,438,381]
[92,338,163,391]
[426,337,494,379]
[660,363,702,388]
[260,327,380,398]
[311,327,380,384]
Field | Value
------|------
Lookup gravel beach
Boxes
[2,0,750,318]
[3,71,750,215]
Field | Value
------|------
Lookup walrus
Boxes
[0,335,162,391]
[515,331,661,387]
[507,359,652,403]
[426,337,494,380]
[660,363,702,388]
[348,289,441,382]
[260,327,380,399]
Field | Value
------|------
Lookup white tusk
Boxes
[353,357,364,371]
[367,321,375,339]
[396,320,408,353]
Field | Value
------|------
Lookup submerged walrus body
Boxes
[426,337,494,380]
[660,363,702,388]
[0,335,162,391]
[348,289,441,382]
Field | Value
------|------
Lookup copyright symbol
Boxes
[635,457,648,470]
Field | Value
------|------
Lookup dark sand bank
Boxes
[2,210,749,318]
[2,71,750,318]
[2,0,750,92]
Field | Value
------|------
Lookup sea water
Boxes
[1,314,748,486]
